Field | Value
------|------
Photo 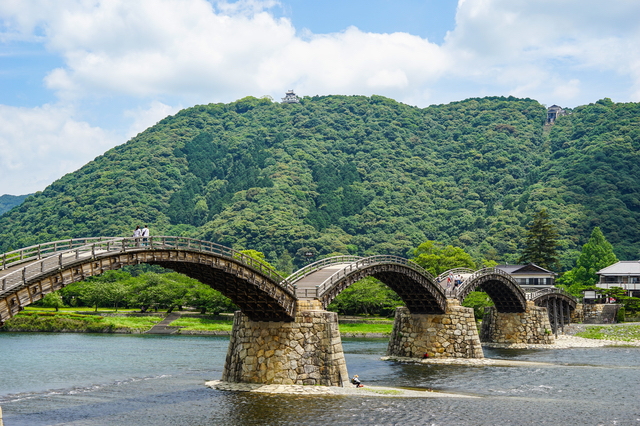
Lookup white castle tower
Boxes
[281,90,300,104]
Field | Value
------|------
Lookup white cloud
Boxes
[124,101,181,139]
[0,104,118,194]
[3,0,639,107]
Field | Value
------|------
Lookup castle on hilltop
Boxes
[281,90,300,104]
[546,105,566,124]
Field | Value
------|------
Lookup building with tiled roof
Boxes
[495,263,556,293]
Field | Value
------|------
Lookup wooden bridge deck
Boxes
[294,263,354,300]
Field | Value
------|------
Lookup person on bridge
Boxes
[133,225,142,246]
[141,225,149,246]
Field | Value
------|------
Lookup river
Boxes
[0,333,639,425]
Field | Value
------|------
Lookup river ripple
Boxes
[1,333,639,425]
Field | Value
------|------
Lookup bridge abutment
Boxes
[387,299,483,359]
[222,301,349,386]
[480,301,554,344]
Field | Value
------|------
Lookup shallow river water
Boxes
[0,333,639,425]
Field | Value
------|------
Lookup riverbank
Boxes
[205,380,478,398]
[0,310,393,336]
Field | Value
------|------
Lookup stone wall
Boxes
[387,300,483,359]
[571,303,584,323]
[583,304,621,324]
[222,304,349,386]
[480,301,554,344]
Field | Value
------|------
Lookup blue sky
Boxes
[1,0,640,195]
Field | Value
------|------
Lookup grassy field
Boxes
[576,324,640,341]
[171,317,234,331]
[2,311,161,332]
[338,323,393,335]
[23,306,159,314]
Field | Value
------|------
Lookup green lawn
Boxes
[576,324,640,342]
[171,317,234,331]
[23,306,153,314]
[3,311,161,332]
[338,323,393,335]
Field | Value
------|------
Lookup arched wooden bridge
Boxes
[0,237,296,322]
[0,237,447,324]
[527,287,578,334]
[436,267,578,330]
[0,237,576,326]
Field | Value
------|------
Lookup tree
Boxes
[411,241,476,276]
[187,284,237,314]
[327,277,403,318]
[558,227,618,296]
[42,293,65,312]
[519,209,559,270]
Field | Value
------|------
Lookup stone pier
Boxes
[387,300,484,359]
[480,301,553,344]
[222,301,349,386]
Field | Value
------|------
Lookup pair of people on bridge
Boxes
[133,225,149,246]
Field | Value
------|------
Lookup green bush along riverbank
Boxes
[1,310,395,335]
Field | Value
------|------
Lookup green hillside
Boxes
[0,194,32,215]
[1,95,638,271]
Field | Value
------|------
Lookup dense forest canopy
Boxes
[0,194,32,215]
[1,95,639,272]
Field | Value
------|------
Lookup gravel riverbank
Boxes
[205,380,478,398]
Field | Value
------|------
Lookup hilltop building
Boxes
[495,263,556,293]
[281,90,300,104]
[546,105,566,124]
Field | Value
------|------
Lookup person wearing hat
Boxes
[351,374,362,387]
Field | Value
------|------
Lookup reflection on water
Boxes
[1,333,639,425]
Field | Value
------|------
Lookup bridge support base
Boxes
[222,301,349,386]
[387,299,483,359]
[480,301,554,344]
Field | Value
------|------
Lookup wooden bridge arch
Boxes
[528,288,578,334]
[455,268,527,313]
[0,237,296,323]
[290,256,447,314]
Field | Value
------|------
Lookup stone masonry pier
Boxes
[387,300,484,359]
[480,301,554,344]
[222,301,349,387]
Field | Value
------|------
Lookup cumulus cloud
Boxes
[3,0,639,106]
[124,101,181,139]
[0,104,118,194]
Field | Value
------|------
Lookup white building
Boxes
[595,261,640,298]
[495,263,556,293]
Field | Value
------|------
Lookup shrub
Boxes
[617,307,625,323]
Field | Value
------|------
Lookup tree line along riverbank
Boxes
[0,309,396,336]
[3,308,640,343]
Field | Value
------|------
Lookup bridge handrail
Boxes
[526,287,578,303]
[286,255,364,286]
[0,237,119,271]
[454,267,522,298]
[0,236,293,297]
[314,255,435,299]
[435,268,476,284]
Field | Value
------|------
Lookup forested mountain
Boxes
[0,194,32,215]
[1,95,638,271]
